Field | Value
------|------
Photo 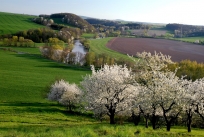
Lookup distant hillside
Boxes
[85,18,121,27]
[79,15,93,20]
[49,13,95,32]
[0,12,88,43]
[85,18,146,30]
[0,12,45,35]
[166,23,204,37]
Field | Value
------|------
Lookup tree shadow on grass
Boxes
[14,53,90,71]
[0,101,93,118]
[0,102,63,113]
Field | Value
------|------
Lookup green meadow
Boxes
[0,49,90,102]
[0,46,41,54]
[0,12,44,35]
[89,37,132,61]
[174,36,204,43]
[81,33,95,38]
[1,41,204,136]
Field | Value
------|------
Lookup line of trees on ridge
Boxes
[166,23,204,37]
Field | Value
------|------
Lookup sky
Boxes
[0,0,204,25]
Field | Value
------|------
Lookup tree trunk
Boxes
[151,114,157,130]
[160,103,180,132]
[106,103,116,124]
[132,112,140,126]
[145,118,148,128]
[187,122,191,132]
[167,122,171,131]
[164,114,180,132]
[195,105,204,121]
[69,105,72,112]
[68,101,72,112]
[187,112,192,132]
[145,117,149,128]
[109,113,115,124]
[108,107,116,124]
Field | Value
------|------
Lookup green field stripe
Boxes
[0,12,45,34]
[0,15,9,24]
[89,37,132,61]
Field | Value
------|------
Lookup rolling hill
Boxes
[0,12,45,35]
[0,49,90,102]
[50,13,95,32]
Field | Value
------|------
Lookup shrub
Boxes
[47,79,81,111]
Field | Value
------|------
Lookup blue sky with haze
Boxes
[0,0,203,25]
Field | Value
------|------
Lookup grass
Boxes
[1,104,204,137]
[51,18,77,28]
[0,49,90,102]
[81,33,95,39]
[0,12,45,35]
[150,26,167,31]
[1,41,204,136]
[0,101,99,137]
[89,37,132,61]
[0,46,41,54]
[173,36,204,43]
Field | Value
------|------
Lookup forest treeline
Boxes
[0,26,82,46]
[2,35,34,47]
[168,60,204,81]
[166,23,204,37]
[85,18,146,29]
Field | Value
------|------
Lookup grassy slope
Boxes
[0,33,204,136]
[0,12,45,35]
[89,37,132,61]
[51,18,77,28]
[81,33,95,38]
[1,46,41,54]
[0,49,90,102]
[173,36,204,43]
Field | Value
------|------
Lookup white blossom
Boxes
[81,64,139,124]
[134,51,174,72]
[59,83,81,111]
[193,78,204,119]
[48,79,68,102]
[48,80,81,111]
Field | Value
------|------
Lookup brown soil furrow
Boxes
[106,38,204,63]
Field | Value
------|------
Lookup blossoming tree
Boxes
[47,79,68,102]
[182,79,199,132]
[130,51,177,130]
[81,64,138,124]
[194,78,204,122]
[153,71,185,131]
[59,83,81,111]
[47,79,81,111]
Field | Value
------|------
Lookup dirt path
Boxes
[106,38,204,63]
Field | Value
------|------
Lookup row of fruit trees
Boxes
[47,51,204,132]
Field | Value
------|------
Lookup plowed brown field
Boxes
[106,38,204,63]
